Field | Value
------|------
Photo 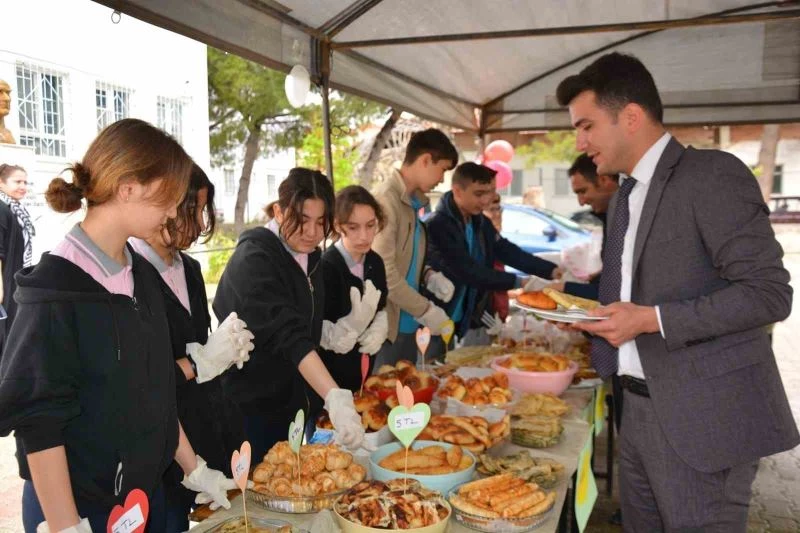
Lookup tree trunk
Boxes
[756,124,780,203]
[358,108,401,188]
[234,126,261,234]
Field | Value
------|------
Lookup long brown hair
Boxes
[333,185,385,240]
[277,168,335,241]
[166,164,217,250]
[46,118,192,213]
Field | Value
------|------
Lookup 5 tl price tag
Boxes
[393,411,426,430]
[107,489,148,533]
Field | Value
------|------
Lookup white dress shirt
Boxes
[617,132,671,379]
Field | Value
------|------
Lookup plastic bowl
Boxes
[334,500,451,533]
[375,383,438,404]
[490,356,578,396]
[369,441,476,494]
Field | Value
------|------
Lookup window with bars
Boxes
[267,174,278,199]
[224,168,235,196]
[16,63,67,157]
[96,82,130,131]
[157,96,183,142]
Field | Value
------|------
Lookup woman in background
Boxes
[0,164,34,351]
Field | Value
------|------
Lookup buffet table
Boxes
[191,390,596,533]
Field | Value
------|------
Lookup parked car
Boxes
[570,209,603,229]
[768,195,800,223]
[500,205,591,272]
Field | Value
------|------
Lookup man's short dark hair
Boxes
[568,154,619,185]
[452,162,496,188]
[556,52,663,123]
[403,128,459,168]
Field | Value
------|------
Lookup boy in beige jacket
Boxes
[372,129,458,366]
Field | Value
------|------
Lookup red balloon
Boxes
[484,140,515,163]
[485,160,513,189]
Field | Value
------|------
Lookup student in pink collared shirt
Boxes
[0,119,239,533]
[130,164,253,531]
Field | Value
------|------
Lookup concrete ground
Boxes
[1,228,799,532]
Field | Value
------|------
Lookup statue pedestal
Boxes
[0,143,36,171]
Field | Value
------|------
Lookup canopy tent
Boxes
[91,0,800,176]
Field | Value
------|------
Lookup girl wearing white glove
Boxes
[319,186,388,392]
[129,165,254,531]
[0,121,235,532]
[213,169,367,462]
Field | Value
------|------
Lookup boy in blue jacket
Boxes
[426,162,560,344]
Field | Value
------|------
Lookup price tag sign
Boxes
[388,403,431,448]
[416,327,431,356]
[231,441,251,492]
[107,489,148,533]
[288,409,305,454]
[393,411,426,431]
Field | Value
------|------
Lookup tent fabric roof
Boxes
[94,0,800,132]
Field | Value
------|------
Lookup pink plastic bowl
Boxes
[490,356,579,396]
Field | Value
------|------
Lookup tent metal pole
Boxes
[320,41,335,186]
[331,8,800,49]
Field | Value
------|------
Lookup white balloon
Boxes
[285,65,310,108]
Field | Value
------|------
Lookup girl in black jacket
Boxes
[213,169,379,462]
[0,119,238,533]
[320,186,389,391]
[130,165,253,531]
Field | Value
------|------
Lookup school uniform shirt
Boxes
[129,239,244,504]
[212,225,325,421]
[0,224,178,515]
[319,241,387,392]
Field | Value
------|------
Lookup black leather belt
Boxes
[620,375,650,397]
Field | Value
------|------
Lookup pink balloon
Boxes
[485,160,513,190]
[484,140,515,163]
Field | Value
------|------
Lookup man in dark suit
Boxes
[560,153,619,301]
[557,52,798,532]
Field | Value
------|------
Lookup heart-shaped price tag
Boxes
[107,489,149,533]
[388,403,431,448]
[288,409,305,454]
[440,320,455,346]
[231,441,252,492]
[415,327,431,356]
[395,381,414,409]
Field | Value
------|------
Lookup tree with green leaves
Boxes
[517,131,580,168]
[208,48,303,233]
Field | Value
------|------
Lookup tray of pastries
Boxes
[249,442,366,513]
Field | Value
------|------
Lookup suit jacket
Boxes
[609,137,798,473]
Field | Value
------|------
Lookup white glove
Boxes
[182,455,239,510]
[37,518,92,533]
[522,275,550,292]
[485,312,503,336]
[320,319,360,354]
[187,312,255,383]
[339,282,382,336]
[561,232,602,281]
[324,388,365,450]
[358,310,388,355]
[416,303,451,335]
[426,271,455,303]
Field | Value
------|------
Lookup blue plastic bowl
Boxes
[369,440,477,494]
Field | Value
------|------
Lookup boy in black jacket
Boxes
[426,162,560,343]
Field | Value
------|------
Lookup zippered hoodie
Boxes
[0,251,179,515]
[426,191,557,337]
[213,227,324,420]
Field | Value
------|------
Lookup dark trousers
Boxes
[23,481,167,533]
[619,391,757,532]
[374,332,420,368]
[243,414,295,467]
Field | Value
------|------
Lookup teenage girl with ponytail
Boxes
[0,119,243,532]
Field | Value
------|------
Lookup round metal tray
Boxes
[247,487,348,514]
